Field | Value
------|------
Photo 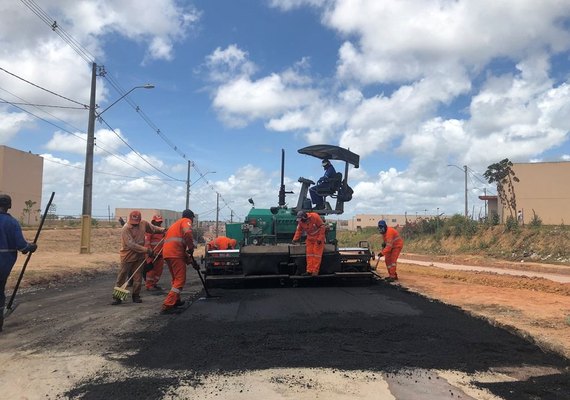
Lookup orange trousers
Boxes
[145,257,164,289]
[306,239,325,275]
[384,246,402,278]
[162,257,187,310]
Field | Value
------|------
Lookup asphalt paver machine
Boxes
[203,145,374,287]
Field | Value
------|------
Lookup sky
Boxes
[1,0,570,223]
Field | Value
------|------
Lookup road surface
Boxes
[0,270,568,399]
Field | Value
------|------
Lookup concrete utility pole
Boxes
[79,76,154,253]
[215,192,220,237]
[186,160,191,210]
[464,165,468,218]
[80,62,97,254]
[447,164,469,219]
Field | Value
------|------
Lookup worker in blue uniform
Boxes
[0,194,37,332]
[309,159,337,210]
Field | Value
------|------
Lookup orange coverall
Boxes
[144,231,165,289]
[162,217,194,310]
[382,226,404,279]
[207,236,235,251]
[293,212,326,275]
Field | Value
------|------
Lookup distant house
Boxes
[484,161,570,225]
[0,145,43,223]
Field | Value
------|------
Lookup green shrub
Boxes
[505,215,518,232]
[529,209,542,228]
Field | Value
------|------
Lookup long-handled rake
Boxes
[112,240,164,301]
[4,192,55,318]
[190,254,219,299]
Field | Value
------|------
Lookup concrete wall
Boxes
[347,214,432,231]
[0,146,43,224]
[503,162,570,225]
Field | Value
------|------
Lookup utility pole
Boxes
[464,165,468,218]
[185,160,191,209]
[80,62,97,254]
[230,210,233,223]
[215,192,219,237]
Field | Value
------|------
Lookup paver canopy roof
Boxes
[297,145,360,168]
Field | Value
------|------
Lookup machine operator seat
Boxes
[315,172,343,197]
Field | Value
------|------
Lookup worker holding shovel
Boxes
[161,209,198,314]
[0,194,37,332]
[378,220,404,282]
[112,210,166,305]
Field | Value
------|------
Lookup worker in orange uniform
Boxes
[207,236,237,251]
[144,215,166,292]
[112,210,165,305]
[292,211,326,276]
[378,220,404,282]
[161,209,199,314]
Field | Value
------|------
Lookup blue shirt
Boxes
[0,212,29,271]
[318,164,336,184]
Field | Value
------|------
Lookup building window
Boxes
[356,218,361,222]
[391,219,397,223]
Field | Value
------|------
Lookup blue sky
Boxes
[2,0,570,222]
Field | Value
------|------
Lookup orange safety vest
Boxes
[382,226,403,256]
[293,212,326,242]
[163,217,194,258]
[207,236,234,251]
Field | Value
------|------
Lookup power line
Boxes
[20,0,96,64]
[0,66,88,108]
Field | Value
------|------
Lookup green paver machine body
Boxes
[204,145,373,286]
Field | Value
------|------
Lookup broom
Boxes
[113,239,164,301]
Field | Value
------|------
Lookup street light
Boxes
[80,72,154,254]
[97,84,155,117]
[447,164,468,218]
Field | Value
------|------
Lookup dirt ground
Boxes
[13,227,570,361]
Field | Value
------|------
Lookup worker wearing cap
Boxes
[309,159,336,210]
[378,220,404,281]
[144,214,166,291]
[0,194,37,332]
[112,210,165,305]
[161,209,198,314]
[292,211,326,276]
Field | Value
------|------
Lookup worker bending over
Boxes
[292,211,326,276]
[207,236,237,251]
[378,220,404,282]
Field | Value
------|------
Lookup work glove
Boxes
[147,248,155,258]
[22,243,37,255]
[186,248,194,256]
[291,239,299,245]
[381,242,387,249]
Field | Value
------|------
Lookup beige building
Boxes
[491,161,570,225]
[347,214,429,231]
[0,146,43,224]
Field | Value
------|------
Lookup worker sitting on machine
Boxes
[309,159,336,210]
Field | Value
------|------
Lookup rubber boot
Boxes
[387,266,398,281]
